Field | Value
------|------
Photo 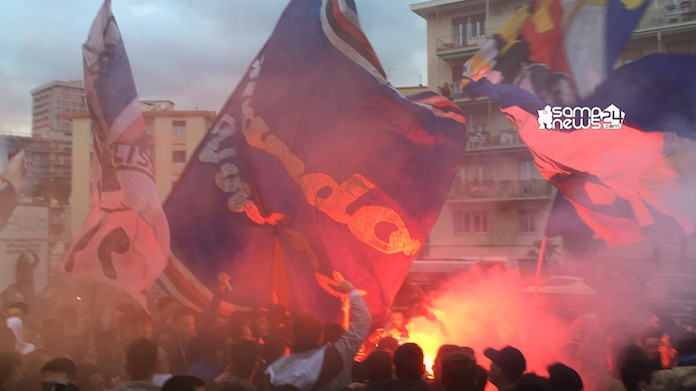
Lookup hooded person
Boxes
[266,280,372,391]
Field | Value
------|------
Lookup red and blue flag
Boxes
[159,0,467,320]
[465,54,696,246]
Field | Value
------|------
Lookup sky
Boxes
[0,0,428,136]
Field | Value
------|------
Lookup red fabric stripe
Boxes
[417,95,462,111]
[519,0,571,75]
[163,261,209,308]
[116,114,145,144]
[330,0,379,65]
[573,200,645,245]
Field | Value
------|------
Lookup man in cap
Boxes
[484,346,526,391]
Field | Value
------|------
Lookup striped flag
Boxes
[62,0,169,307]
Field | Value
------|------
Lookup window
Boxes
[468,14,486,39]
[519,210,537,233]
[454,211,488,234]
[172,150,186,163]
[468,111,488,134]
[172,120,186,135]
[474,164,489,183]
[519,161,535,181]
[452,14,486,47]
[457,163,489,184]
[519,160,542,181]
[452,17,468,47]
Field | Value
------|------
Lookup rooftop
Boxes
[62,110,217,121]
[411,0,485,18]
[30,80,84,95]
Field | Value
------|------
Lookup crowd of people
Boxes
[1,263,696,391]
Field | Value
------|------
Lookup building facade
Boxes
[29,80,85,190]
[412,0,550,264]
[0,135,71,271]
[66,102,216,236]
[410,0,696,270]
[31,80,86,141]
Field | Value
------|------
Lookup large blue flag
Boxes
[159,0,467,320]
[466,54,696,246]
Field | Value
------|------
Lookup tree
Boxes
[526,238,561,274]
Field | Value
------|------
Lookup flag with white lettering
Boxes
[62,0,169,307]
[159,0,467,320]
[465,54,696,246]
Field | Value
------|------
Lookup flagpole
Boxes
[533,235,548,296]
[87,281,98,364]
[341,296,350,330]
[535,186,558,297]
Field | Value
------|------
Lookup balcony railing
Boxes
[466,131,525,151]
[435,34,486,52]
[449,179,553,200]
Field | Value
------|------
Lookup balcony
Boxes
[449,179,553,201]
[466,130,525,152]
[435,34,484,59]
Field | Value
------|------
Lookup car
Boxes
[522,276,597,295]
[523,276,597,318]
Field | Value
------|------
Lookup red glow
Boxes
[405,266,569,375]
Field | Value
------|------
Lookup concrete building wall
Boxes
[31,80,86,141]
[153,116,174,201]
[69,118,92,236]
[411,0,696,267]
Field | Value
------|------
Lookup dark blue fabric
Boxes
[583,54,696,140]
[467,55,696,244]
[164,0,466,320]
[90,35,139,129]
[605,0,650,74]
